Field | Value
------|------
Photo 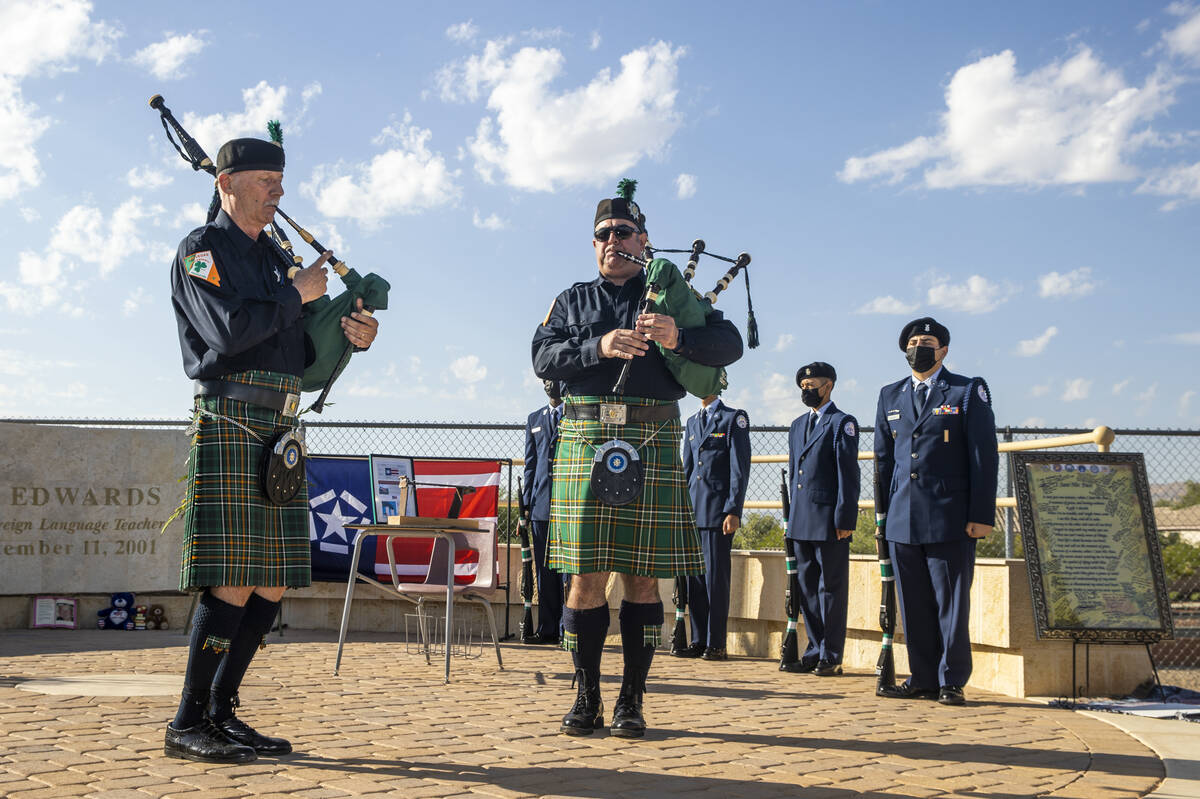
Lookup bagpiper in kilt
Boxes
[164,136,379,764]
[532,179,743,740]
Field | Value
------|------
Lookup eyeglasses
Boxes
[593,225,638,242]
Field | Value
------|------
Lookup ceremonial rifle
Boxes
[668,576,689,655]
[779,468,804,672]
[874,460,897,694]
[515,478,536,643]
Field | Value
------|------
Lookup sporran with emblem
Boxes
[590,439,645,506]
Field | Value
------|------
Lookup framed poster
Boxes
[1013,452,1174,642]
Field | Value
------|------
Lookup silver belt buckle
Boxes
[599,403,628,424]
[282,392,301,417]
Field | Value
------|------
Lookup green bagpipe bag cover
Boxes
[300,269,391,392]
[645,258,728,398]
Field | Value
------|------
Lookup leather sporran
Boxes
[260,428,306,505]
[590,439,644,506]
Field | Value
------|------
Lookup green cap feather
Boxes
[267,120,283,146]
[616,178,637,202]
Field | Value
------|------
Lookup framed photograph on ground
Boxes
[1013,451,1174,643]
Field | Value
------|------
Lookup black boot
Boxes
[165,692,256,763]
[610,667,647,738]
[560,668,604,735]
[209,693,292,755]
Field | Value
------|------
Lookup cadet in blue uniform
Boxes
[874,317,997,705]
[521,379,565,644]
[679,395,751,661]
[166,138,379,761]
[787,362,860,676]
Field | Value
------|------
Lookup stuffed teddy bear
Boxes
[146,604,169,630]
[97,592,136,630]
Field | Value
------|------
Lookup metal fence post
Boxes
[1004,427,1015,559]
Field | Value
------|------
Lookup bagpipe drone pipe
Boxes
[612,239,758,398]
[149,95,390,412]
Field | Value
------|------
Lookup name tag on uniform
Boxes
[931,406,960,416]
[531,426,542,433]
[886,410,901,421]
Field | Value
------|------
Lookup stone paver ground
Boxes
[0,630,1165,798]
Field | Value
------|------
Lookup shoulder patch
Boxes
[183,250,220,287]
[977,382,989,404]
[735,412,748,429]
[844,420,856,437]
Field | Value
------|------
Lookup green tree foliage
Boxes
[1161,531,1200,601]
[1173,481,1200,510]
[732,512,785,550]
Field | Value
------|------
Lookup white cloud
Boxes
[445,20,478,43]
[121,286,147,317]
[0,0,119,202]
[131,31,206,80]
[1112,379,1130,395]
[1020,416,1048,427]
[1038,267,1097,298]
[1031,383,1051,397]
[1173,331,1200,344]
[856,295,918,315]
[449,355,487,384]
[173,202,206,229]
[126,166,173,190]
[50,197,164,277]
[927,275,1012,314]
[1062,378,1092,401]
[523,27,566,41]
[589,32,602,51]
[180,81,322,158]
[751,372,800,425]
[1015,325,1058,356]
[774,333,794,352]
[675,173,697,199]
[1164,3,1200,62]
[303,114,460,227]
[472,210,505,230]
[18,206,38,222]
[444,39,686,191]
[1180,389,1197,417]
[1136,382,1158,403]
[839,47,1175,189]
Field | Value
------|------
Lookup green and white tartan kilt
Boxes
[548,395,702,577]
[179,369,311,591]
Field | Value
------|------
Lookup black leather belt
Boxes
[564,402,679,424]
[193,380,301,417]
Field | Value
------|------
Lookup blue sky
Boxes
[2,1,1199,430]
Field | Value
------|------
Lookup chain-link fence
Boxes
[6,418,1199,685]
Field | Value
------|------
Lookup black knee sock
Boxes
[563,604,609,686]
[172,591,246,729]
[619,600,664,677]
[209,593,280,721]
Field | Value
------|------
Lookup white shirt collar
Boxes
[911,366,944,390]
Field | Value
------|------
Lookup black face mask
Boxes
[801,387,824,408]
[906,345,938,373]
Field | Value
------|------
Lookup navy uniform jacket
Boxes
[787,403,861,541]
[171,210,306,379]
[874,369,998,545]
[682,403,750,528]
[531,269,743,399]
[521,405,560,522]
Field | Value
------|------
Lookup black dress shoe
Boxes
[670,642,705,659]
[938,685,966,706]
[610,667,648,739]
[212,715,293,755]
[813,660,842,676]
[164,719,257,763]
[561,669,604,736]
[782,655,819,674]
[878,681,939,700]
[701,647,728,661]
[524,632,560,646]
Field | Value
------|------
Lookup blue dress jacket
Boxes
[787,402,861,541]
[521,405,560,522]
[682,402,751,528]
[873,369,998,545]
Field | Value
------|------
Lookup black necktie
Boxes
[806,413,816,438]
[701,409,708,427]
[914,382,928,414]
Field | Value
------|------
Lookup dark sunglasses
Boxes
[593,224,638,242]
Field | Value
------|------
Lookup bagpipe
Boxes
[148,95,390,412]
[515,477,537,643]
[613,240,758,398]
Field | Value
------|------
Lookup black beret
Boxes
[595,198,646,232]
[796,361,836,387]
[217,137,284,175]
[899,317,949,351]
